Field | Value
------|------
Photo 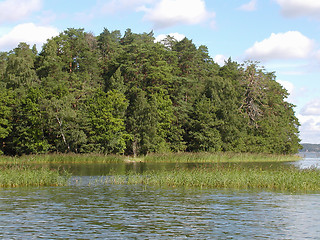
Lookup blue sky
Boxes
[0,0,320,143]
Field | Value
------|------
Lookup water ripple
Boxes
[0,185,320,239]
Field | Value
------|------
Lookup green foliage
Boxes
[0,52,7,81]
[3,43,39,89]
[86,90,129,154]
[187,95,223,152]
[0,87,13,154]
[9,87,50,155]
[125,87,158,156]
[0,28,301,156]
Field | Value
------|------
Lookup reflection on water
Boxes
[49,161,294,176]
[1,185,320,239]
[1,155,320,239]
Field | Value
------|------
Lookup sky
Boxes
[0,0,320,144]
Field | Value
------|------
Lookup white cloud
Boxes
[0,0,42,23]
[275,0,320,18]
[245,31,315,61]
[277,79,295,103]
[141,0,215,29]
[277,80,294,94]
[239,0,257,11]
[214,54,228,66]
[0,23,59,51]
[300,99,320,116]
[95,0,155,14]
[155,32,185,42]
[298,99,320,143]
[298,114,320,143]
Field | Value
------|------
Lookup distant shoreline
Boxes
[300,143,320,153]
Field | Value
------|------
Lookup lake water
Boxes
[1,155,320,239]
[296,152,320,169]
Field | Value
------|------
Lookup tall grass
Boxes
[143,152,300,163]
[108,165,320,192]
[0,152,300,164]
[0,165,70,187]
[0,152,304,190]
[0,153,126,164]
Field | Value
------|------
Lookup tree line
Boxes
[0,28,301,156]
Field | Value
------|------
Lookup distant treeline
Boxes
[300,144,320,152]
[0,28,301,156]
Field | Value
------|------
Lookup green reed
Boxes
[143,152,300,163]
[109,165,320,192]
[0,164,70,187]
[0,153,126,164]
[0,152,300,165]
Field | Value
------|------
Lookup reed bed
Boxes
[143,152,300,163]
[0,152,300,164]
[0,165,70,187]
[0,153,126,164]
[0,152,304,190]
[108,165,320,192]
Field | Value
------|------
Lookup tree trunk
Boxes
[55,115,70,151]
[132,139,137,158]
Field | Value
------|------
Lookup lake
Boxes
[0,154,319,239]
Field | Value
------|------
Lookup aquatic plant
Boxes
[0,153,126,164]
[143,152,300,163]
[0,165,70,187]
[0,152,299,165]
[109,165,320,192]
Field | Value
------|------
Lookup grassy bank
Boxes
[143,152,300,163]
[108,165,320,192]
[0,152,305,190]
[0,165,70,188]
[0,153,126,164]
[0,152,300,164]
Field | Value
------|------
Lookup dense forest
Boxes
[0,28,301,156]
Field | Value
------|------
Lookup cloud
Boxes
[0,23,59,51]
[277,79,295,103]
[245,31,315,61]
[94,0,155,14]
[300,99,320,116]
[275,0,320,18]
[214,54,228,66]
[298,114,320,143]
[141,0,215,29]
[155,32,186,42]
[0,0,42,23]
[239,0,257,11]
[277,80,294,94]
[298,99,320,143]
